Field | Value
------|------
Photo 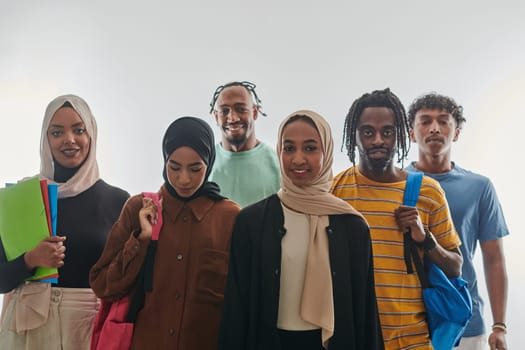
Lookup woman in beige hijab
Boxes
[218,110,384,350]
[0,95,129,349]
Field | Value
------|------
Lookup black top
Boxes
[0,179,129,292]
[218,194,384,350]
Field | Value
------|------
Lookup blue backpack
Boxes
[404,172,473,350]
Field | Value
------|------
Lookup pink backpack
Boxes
[90,192,162,350]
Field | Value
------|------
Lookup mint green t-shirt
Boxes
[209,142,280,208]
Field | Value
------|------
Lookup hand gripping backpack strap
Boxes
[403,172,423,275]
[91,192,163,350]
[141,192,163,291]
[401,175,473,349]
[126,192,163,323]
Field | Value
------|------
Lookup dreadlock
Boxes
[407,92,466,129]
[209,81,267,116]
[342,88,410,166]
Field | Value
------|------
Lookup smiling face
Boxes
[213,85,258,151]
[280,118,324,187]
[47,107,91,168]
[356,107,397,174]
[166,146,208,198]
[410,108,460,157]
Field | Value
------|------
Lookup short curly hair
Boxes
[407,93,466,129]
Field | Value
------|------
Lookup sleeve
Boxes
[0,238,35,293]
[217,210,253,350]
[89,197,150,300]
[348,218,385,349]
[424,180,461,250]
[478,179,509,242]
[330,170,344,194]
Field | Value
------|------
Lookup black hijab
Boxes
[161,116,224,202]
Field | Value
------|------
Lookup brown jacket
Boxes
[90,185,240,350]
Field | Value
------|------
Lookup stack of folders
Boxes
[0,177,58,283]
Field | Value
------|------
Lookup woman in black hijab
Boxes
[90,117,241,350]
[161,116,224,202]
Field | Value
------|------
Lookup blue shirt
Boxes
[406,162,509,336]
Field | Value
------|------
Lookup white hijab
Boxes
[40,94,100,198]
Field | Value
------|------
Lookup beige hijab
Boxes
[277,110,364,347]
[40,94,100,198]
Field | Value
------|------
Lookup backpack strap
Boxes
[142,192,163,241]
[140,192,163,291]
[126,192,163,323]
[408,234,430,288]
[403,172,423,207]
[403,172,423,274]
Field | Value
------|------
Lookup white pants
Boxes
[0,286,99,350]
[455,334,488,350]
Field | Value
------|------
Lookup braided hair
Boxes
[209,81,267,116]
[342,88,410,166]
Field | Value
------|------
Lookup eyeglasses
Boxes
[215,105,253,118]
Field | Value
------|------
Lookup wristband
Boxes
[492,322,507,333]
[414,228,436,252]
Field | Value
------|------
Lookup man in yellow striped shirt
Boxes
[331,88,463,350]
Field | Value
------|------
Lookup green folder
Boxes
[0,177,58,280]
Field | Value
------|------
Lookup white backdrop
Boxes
[1,0,523,346]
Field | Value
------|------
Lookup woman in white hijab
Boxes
[0,95,129,349]
[218,110,384,349]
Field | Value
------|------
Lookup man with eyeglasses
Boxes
[209,81,280,207]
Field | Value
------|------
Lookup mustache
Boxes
[367,146,389,153]
[224,121,246,127]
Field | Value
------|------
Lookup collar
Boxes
[160,185,215,223]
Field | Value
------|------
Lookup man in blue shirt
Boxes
[406,93,509,350]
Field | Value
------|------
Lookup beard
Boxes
[358,147,396,174]
[223,121,251,147]
[225,133,248,147]
[367,157,393,173]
